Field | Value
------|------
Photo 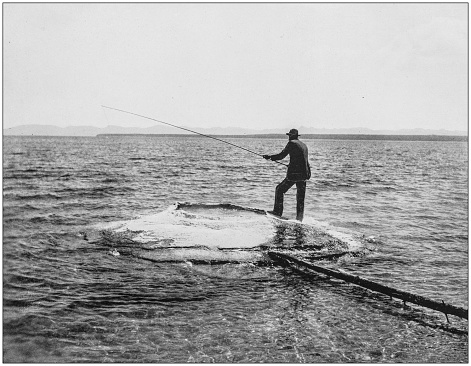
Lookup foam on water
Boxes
[107,204,275,250]
[96,203,365,266]
[302,217,363,251]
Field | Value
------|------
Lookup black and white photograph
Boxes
[3,2,468,363]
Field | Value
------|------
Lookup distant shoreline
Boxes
[4,133,467,141]
[94,133,467,142]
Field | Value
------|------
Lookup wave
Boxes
[3,173,48,180]
[15,193,62,201]
[175,202,266,215]
[47,186,137,199]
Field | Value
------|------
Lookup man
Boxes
[263,129,311,222]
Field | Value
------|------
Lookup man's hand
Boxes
[263,155,271,160]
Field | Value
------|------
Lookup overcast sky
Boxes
[3,3,468,131]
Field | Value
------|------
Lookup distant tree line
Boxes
[97,134,467,142]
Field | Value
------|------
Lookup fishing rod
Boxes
[101,105,288,167]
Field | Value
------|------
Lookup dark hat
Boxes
[286,128,300,136]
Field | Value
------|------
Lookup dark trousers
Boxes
[273,178,307,221]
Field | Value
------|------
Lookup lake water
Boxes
[3,135,468,362]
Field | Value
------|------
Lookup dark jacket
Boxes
[270,139,311,181]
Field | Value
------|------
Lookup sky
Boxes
[3,2,468,132]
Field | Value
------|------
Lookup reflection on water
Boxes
[271,223,311,247]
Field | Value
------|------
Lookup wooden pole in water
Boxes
[268,251,468,320]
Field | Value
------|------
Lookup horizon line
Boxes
[4,133,467,142]
[3,124,468,134]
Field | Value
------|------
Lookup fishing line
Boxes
[102,106,110,124]
[101,105,288,167]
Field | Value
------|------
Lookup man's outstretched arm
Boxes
[263,143,290,161]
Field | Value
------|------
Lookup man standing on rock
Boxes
[263,129,311,222]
